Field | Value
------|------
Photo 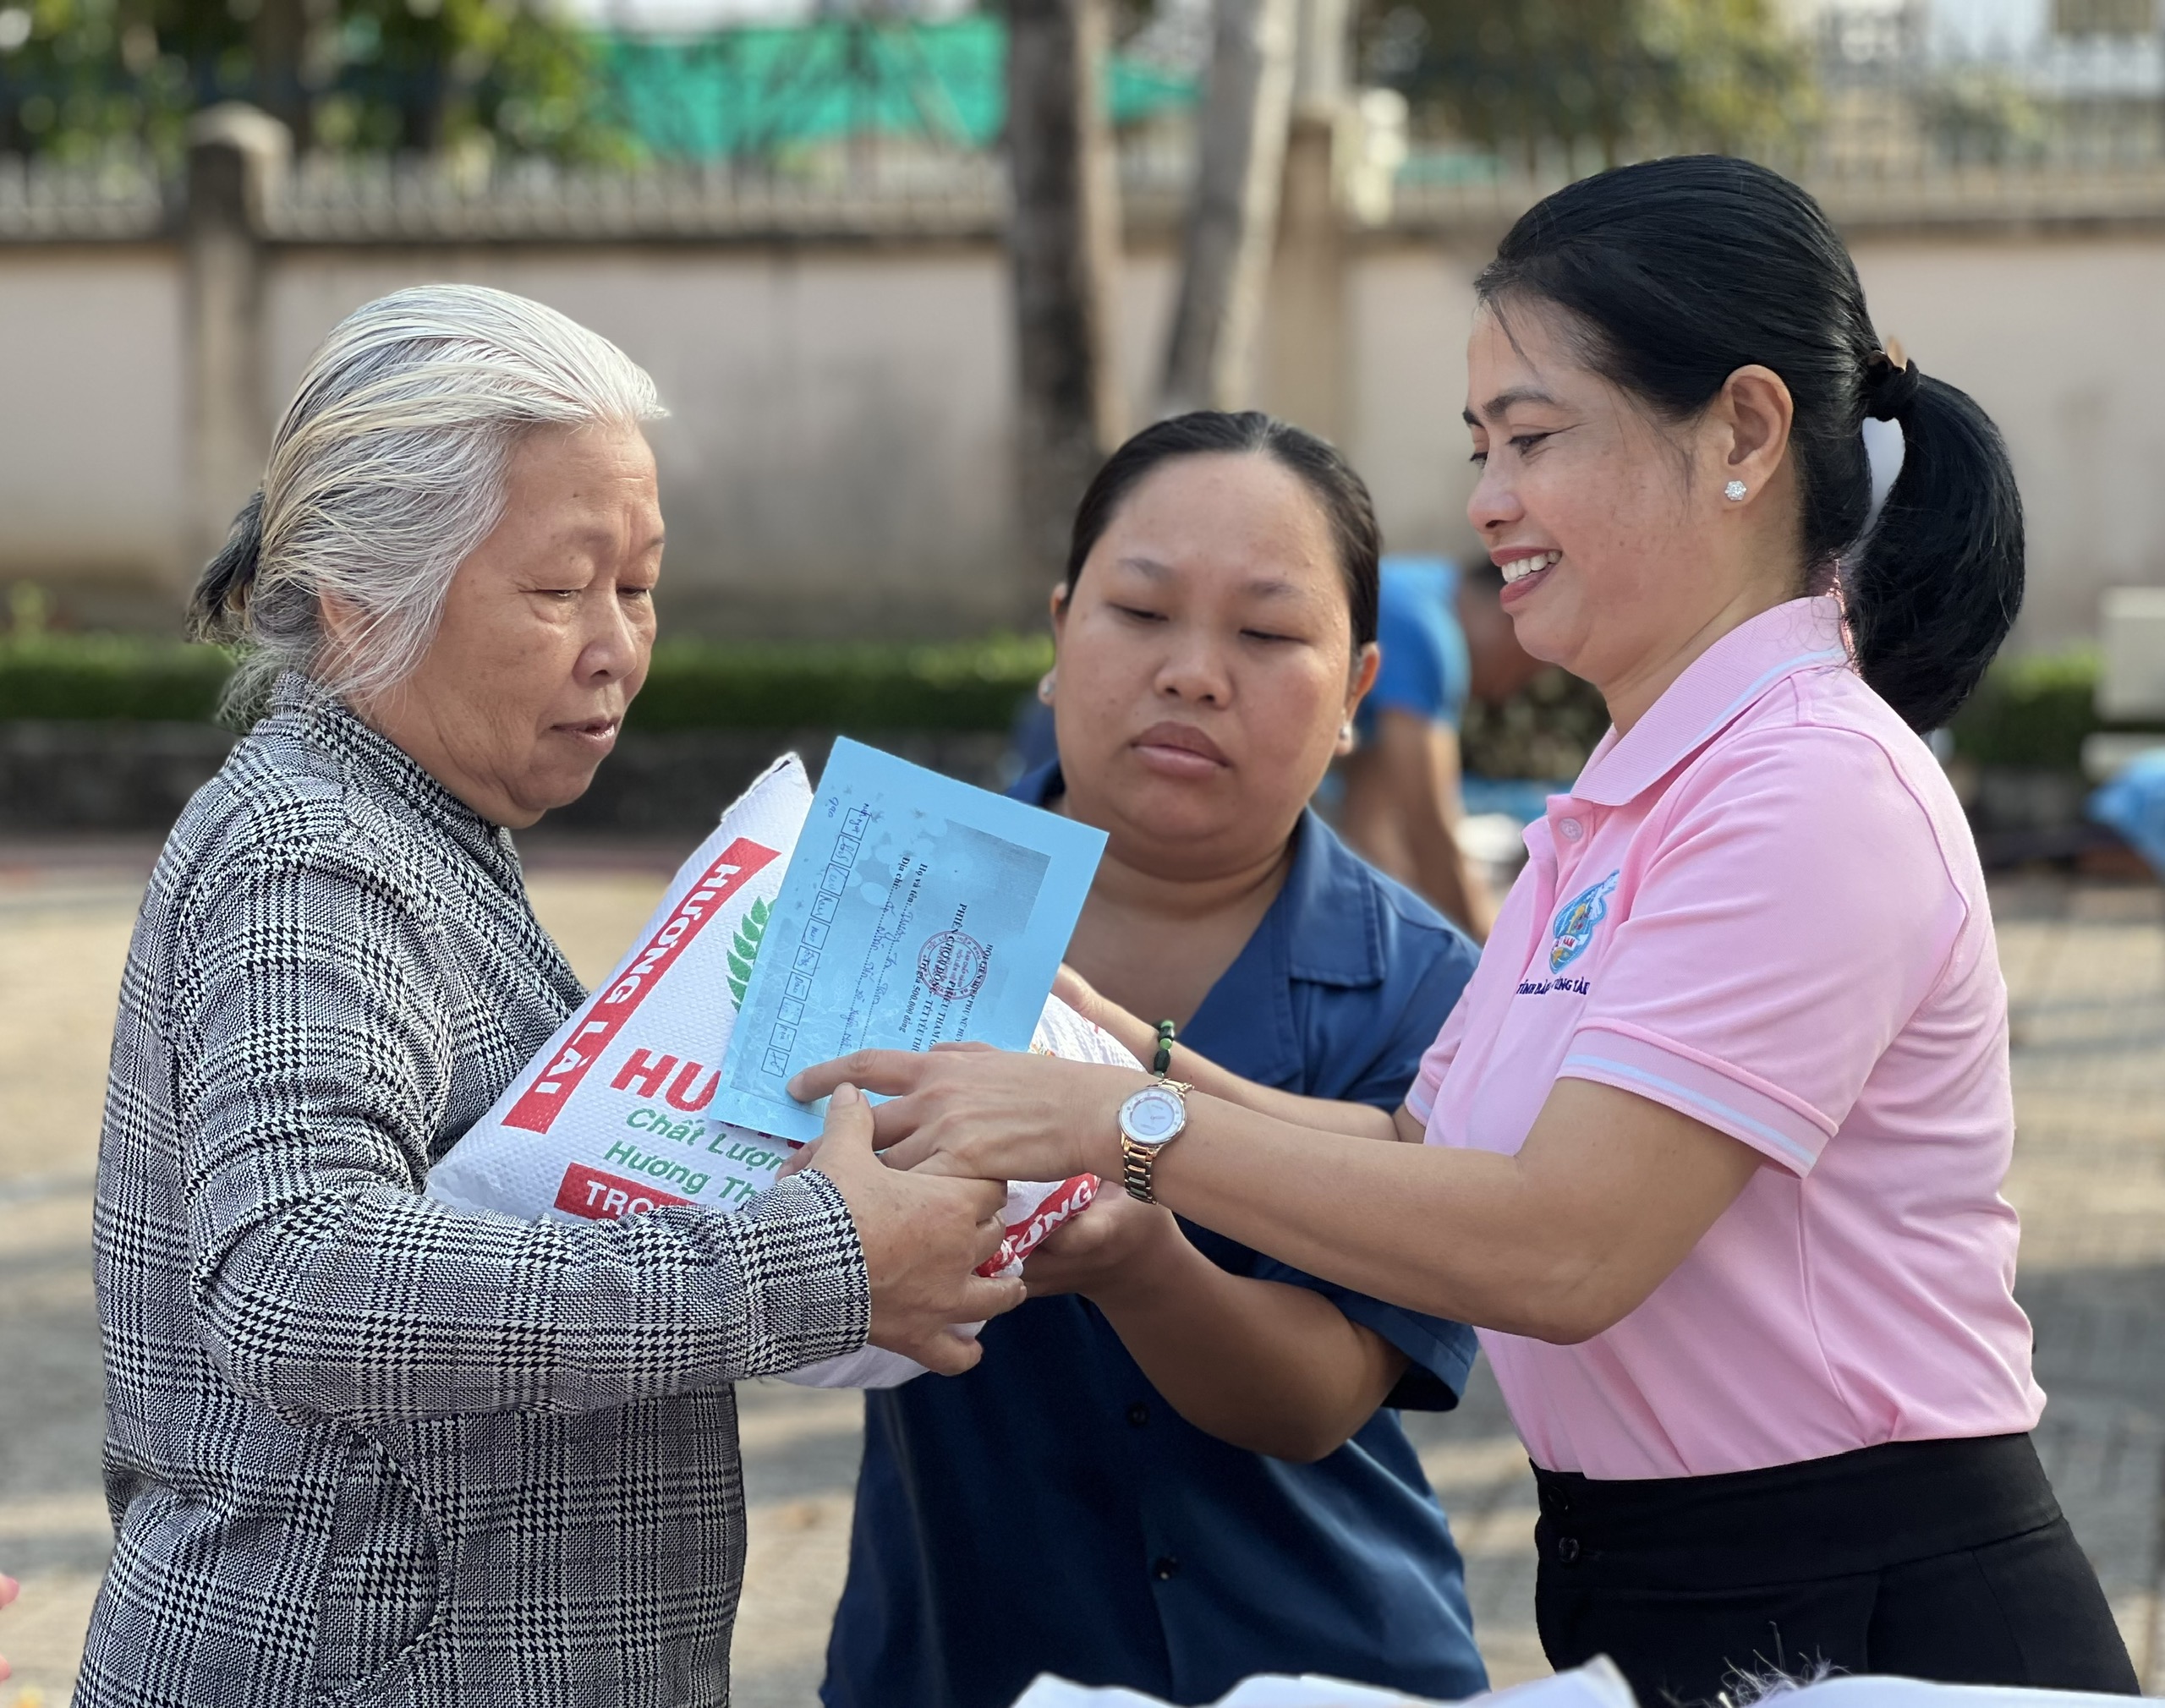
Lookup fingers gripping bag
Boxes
[785,1000,1138,1389]
[425,754,1124,1388]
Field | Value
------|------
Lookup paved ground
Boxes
[3,847,2163,1705]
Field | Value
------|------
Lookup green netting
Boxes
[595,15,1194,160]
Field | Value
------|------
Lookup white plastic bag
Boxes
[1007,1656,1637,1708]
[428,755,816,1228]
[783,996,1137,1388]
[426,753,1132,1388]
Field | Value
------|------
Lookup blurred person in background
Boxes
[1457,558,1551,709]
[1336,556,1553,939]
[1,1570,15,1683]
[819,412,1488,1708]
[1336,554,1485,935]
[77,284,1017,1708]
[796,157,2137,1702]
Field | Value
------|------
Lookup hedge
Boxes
[0,630,1055,732]
[1946,646,2108,773]
[0,625,2125,775]
[1458,647,2142,777]
[0,632,233,723]
[628,633,1052,731]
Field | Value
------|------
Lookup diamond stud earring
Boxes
[1724,479,1748,501]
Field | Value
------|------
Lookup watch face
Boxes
[1121,1084,1186,1146]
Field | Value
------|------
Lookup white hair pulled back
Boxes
[189,282,665,717]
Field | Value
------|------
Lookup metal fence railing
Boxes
[8,19,2165,243]
[0,156,164,239]
[265,148,1010,242]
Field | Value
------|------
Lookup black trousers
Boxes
[1533,1434,2137,1707]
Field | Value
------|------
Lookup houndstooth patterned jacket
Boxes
[77,678,871,1708]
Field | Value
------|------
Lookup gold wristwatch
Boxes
[1118,1078,1192,1204]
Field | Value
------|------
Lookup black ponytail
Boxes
[1848,371,2025,733]
[188,489,266,647]
[1477,156,2024,731]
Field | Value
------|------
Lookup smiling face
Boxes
[343,421,664,827]
[1050,451,1378,880]
[1463,298,1803,728]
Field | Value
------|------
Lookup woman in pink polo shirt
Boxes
[793,155,2135,1698]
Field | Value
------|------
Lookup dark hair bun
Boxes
[188,490,266,646]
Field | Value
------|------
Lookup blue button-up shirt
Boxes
[820,766,1487,1708]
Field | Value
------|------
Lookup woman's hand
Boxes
[1052,964,1160,1066]
[1,1570,18,1683]
[804,1084,1028,1375]
[1020,1186,1181,1303]
[1058,966,1402,1145]
[788,1048,1145,1183]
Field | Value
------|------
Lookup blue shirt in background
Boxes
[820,764,1487,1708]
[1360,556,1471,741]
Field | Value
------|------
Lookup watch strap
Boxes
[1121,1132,1157,1204]
[1119,1079,1192,1205]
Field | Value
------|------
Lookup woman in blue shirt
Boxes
[820,412,1487,1708]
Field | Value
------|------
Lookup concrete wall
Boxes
[1852,232,2165,651]
[268,245,1037,638]
[1335,242,1485,567]
[0,225,2158,649]
[0,249,189,628]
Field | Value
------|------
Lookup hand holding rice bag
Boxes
[426,753,1134,1388]
[781,999,1139,1388]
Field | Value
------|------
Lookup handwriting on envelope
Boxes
[712,738,1105,1145]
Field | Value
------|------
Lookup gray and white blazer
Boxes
[78,676,869,1708]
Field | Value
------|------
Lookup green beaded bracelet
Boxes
[1152,1020,1176,1076]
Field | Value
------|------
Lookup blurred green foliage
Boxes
[1919,66,2049,167]
[1948,645,2108,772]
[625,633,1055,733]
[313,0,621,157]
[1362,0,1814,164]
[0,631,233,720]
[1459,648,2152,780]
[0,622,1056,731]
[0,0,624,161]
[0,606,2139,785]
[0,3,1198,165]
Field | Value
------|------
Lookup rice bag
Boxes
[425,752,1134,1388]
[782,996,1137,1388]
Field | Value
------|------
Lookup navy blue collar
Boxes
[1010,762,1387,995]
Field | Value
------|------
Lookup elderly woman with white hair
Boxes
[78,283,1021,1708]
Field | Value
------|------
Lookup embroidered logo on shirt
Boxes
[1548,871,1620,972]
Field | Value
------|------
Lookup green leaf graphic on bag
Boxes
[727,896,770,1009]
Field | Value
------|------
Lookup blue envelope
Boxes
[711,737,1108,1142]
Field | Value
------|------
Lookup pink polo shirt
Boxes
[1407,596,2042,1481]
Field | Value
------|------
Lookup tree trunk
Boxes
[184,106,288,575]
[1006,0,1126,593]
[250,0,312,149]
[1263,0,1352,438]
[1158,0,1298,415]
